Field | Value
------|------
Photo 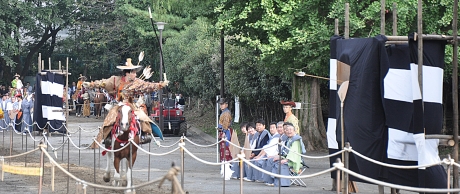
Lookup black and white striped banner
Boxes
[33,71,65,132]
[327,34,447,188]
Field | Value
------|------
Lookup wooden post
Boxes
[380,0,385,35]
[38,53,41,73]
[335,19,339,36]
[48,58,51,71]
[452,0,459,191]
[345,3,349,39]
[392,3,397,36]
[417,0,423,100]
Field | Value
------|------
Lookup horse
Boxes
[92,88,107,119]
[102,103,140,192]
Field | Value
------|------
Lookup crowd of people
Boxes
[0,74,35,135]
[217,99,306,187]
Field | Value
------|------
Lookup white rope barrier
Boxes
[183,136,222,147]
[241,156,337,179]
[40,145,174,191]
[65,134,94,150]
[130,139,181,156]
[335,163,460,193]
[180,146,239,165]
[91,138,132,153]
[346,147,444,169]
[0,147,40,159]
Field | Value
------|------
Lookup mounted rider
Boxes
[92,57,168,148]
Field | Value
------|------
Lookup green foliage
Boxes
[163,17,220,100]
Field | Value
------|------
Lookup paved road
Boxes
[0,115,400,194]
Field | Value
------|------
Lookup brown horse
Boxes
[93,88,107,119]
[102,103,140,191]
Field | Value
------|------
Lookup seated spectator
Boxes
[251,122,280,185]
[230,122,248,179]
[271,122,306,187]
[244,119,270,182]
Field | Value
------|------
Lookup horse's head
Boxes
[118,104,133,132]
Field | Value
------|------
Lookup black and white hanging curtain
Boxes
[327,34,447,188]
[33,71,66,133]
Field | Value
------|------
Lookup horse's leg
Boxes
[103,136,115,182]
[103,151,112,182]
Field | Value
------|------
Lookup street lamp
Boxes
[156,22,166,132]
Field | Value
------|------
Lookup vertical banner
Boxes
[233,96,240,123]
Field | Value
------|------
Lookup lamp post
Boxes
[156,22,166,132]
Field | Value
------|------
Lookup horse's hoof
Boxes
[125,189,135,194]
[121,180,127,187]
[103,173,111,182]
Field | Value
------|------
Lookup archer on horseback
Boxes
[90,56,167,148]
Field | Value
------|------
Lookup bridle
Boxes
[112,104,139,144]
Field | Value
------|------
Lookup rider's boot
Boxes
[140,133,152,144]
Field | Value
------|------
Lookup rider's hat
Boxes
[14,73,20,78]
[78,74,87,80]
[116,58,142,70]
[280,100,296,108]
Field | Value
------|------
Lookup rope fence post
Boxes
[38,142,46,194]
[278,139,281,194]
[93,142,96,194]
[25,129,28,167]
[239,150,243,194]
[148,138,151,181]
[9,125,12,165]
[51,161,55,191]
[336,158,341,194]
[79,127,81,165]
[180,135,185,190]
[344,142,350,194]
[447,155,451,193]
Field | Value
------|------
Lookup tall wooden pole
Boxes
[220,30,225,98]
[380,0,385,35]
[345,3,349,39]
[417,0,423,98]
[452,0,459,191]
[392,3,397,36]
[335,19,339,36]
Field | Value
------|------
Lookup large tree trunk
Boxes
[292,76,327,151]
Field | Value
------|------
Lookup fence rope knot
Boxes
[158,166,185,194]
[237,153,245,159]
[178,142,185,147]
[333,161,344,168]
[343,146,352,152]
[443,158,455,166]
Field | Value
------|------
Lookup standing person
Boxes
[82,90,90,118]
[12,94,23,133]
[21,94,33,133]
[74,75,86,117]
[0,85,5,96]
[26,82,33,94]
[144,92,153,115]
[11,73,24,96]
[217,98,236,162]
[280,101,300,134]
[177,93,185,112]
[0,94,11,132]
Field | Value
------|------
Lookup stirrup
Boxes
[140,135,152,144]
